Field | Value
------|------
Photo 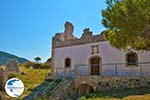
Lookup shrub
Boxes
[27,88,34,91]
[8,73,16,79]
[20,72,26,75]
[22,62,34,68]
[33,63,42,69]
[21,61,51,69]
[81,96,87,100]
[41,63,51,69]
[45,79,53,82]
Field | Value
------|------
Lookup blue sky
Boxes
[0,0,106,62]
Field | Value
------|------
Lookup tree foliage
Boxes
[34,57,41,63]
[102,0,150,50]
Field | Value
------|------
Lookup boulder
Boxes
[5,59,19,73]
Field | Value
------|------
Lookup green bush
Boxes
[27,88,34,91]
[22,62,34,68]
[22,61,51,69]
[45,78,53,82]
[41,63,51,69]
[33,63,42,69]
[8,73,16,79]
[81,96,87,100]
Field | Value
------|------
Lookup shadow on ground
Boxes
[82,87,150,99]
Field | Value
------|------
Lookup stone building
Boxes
[51,21,150,78]
[49,21,150,98]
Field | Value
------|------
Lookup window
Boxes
[65,58,71,68]
[126,52,138,66]
[91,45,99,54]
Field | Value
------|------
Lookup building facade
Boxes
[51,22,150,77]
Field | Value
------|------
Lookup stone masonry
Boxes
[75,76,150,97]
[52,22,105,49]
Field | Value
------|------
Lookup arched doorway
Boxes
[89,56,101,75]
[77,84,94,97]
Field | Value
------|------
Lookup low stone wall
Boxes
[75,76,150,94]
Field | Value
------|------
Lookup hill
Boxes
[0,51,29,65]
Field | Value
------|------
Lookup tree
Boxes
[102,0,150,51]
[34,57,41,63]
[46,57,51,63]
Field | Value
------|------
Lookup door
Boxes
[90,57,100,75]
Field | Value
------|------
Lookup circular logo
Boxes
[5,78,24,97]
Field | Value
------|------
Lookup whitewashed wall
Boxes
[53,41,150,76]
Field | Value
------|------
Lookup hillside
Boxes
[0,51,29,65]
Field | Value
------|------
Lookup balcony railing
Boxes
[55,67,75,79]
[55,62,150,78]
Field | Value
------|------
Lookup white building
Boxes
[51,22,150,78]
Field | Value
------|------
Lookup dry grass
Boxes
[9,65,50,100]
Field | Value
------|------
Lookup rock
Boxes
[0,91,9,100]
[21,72,26,75]
[0,68,8,90]
[0,68,3,90]
[5,59,19,73]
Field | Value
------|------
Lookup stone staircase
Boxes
[23,79,61,100]
[49,78,75,100]
[24,69,75,100]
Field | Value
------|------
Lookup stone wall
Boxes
[75,76,150,97]
[52,22,105,48]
